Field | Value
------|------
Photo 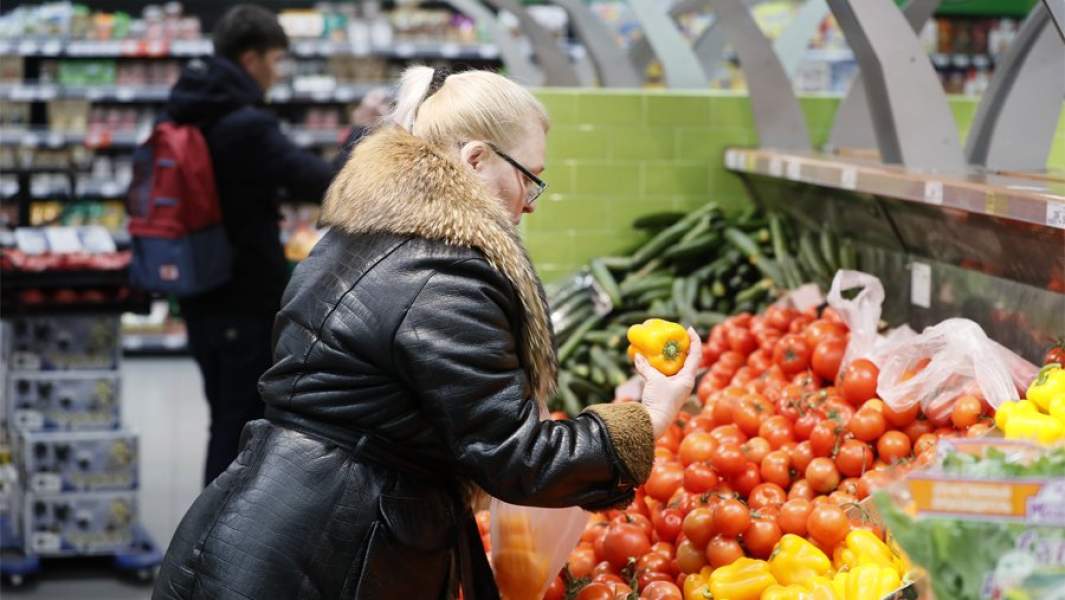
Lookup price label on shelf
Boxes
[985,193,1008,217]
[923,180,944,205]
[47,132,64,148]
[841,167,858,190]
[116,87,136,102]
[31,473,62,494]
[440,43,461,58]
[14,410,44,430]
[396,43,416,58]
[17,40,40,55]
[785,159,801,181]
[38,85,57,100]
[724,149,737,169]
[478,44,498,59]
[910,262,932,309]
[41,40,62,56]
[1047,202,1065,230]
[335,86,356,103]
[769,157,784,178]
[31,533,61,554]
[294,132,313,147]
[21,132,40,147]
[100,182,121,197]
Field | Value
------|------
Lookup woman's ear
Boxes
[460,141,488,172]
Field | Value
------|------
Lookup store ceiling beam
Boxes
[550,0,642,87]
[1041,0,1065,40]
[826,0,965,169]
[827,0,941,153]
[481,0,581,86]
[711,0,811,150]
[626,0,709,88]
[966,3,1064,170]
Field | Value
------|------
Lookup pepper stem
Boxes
[663,339,681,361]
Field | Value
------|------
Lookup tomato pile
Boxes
[545,304,996,599]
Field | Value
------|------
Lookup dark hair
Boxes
[213,4,289,62]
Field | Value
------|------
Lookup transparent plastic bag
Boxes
[876,318,1038,417]
[489,499,588,600]
[826,270,885,371]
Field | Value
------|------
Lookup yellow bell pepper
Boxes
[684,567,713,600]
[761,584,813,600]
[805,576,839,600]
[995,400,1017,430]
[770,534,833,586]
[627,318,690,376]
[1050,396,1065,425]
[1003,411,1065,444]
[1027,363,1065,411]
[709,557,777,600]
[837,530,899,574]
[833,564,901,600]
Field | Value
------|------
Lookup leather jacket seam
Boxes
[580,410,635,486]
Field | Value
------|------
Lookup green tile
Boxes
[646,95,711,127]
[612,127,677,160]
[576,93,645,125]
[536,91,578,125]
[573,231,643,266]
[547,125,611,160]
[607,196,674,230]
[524,230,573,265]
[543,194,614,230]
[678,129,733,162]
[574,163,642,195]
[708,96,756,129]
[644,162,709,195]
[541,162,575,195]
[799,96,841,132]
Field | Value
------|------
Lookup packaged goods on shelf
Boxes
[22,490,138,557]
[5,371,121,432]
[5,315,120,371]
[15,430,137,493]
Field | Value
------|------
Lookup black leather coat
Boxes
[153,127,654,600]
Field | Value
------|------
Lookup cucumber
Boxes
[590,365,606,386]
[567,373,605,398]
[571,364,591,378]
[584,330,617,345]
[840,240,858,270]
[819,229,839,274]
[673,278,697,326]
[735,279,774,304]
[661,234,720,262]
[690,256,732,282]
[599,256,635,272]
[620,273,673,297]
[692,312,728,328]
[799,231,830,281]
[683,277,699,308]
[557,373,583,415]
[712,279,727,298]
[590,346,628,387]
[698,285,715,309]
[557,314,603,363]
[615,311,655,324]
[631,203,718,268]
[632,211,686,230]
[636,287,672,305]
[554,303,594,337]
[679,215,712,244]
[590,259,623,307]
[724,227,764,259]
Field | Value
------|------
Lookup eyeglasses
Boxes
[486,143,548,207]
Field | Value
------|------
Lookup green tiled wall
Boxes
[526,89,1065,284]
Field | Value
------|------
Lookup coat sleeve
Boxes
[391,257,654,510]
[254,116,338,203]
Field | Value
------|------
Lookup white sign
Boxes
[786,159,801,181]
[1046,202,1065,230]
[923,180,944,205]
[14,410,44,430]
[769,157,784,178]
[841,167,858,190]
[31,473,62,494]
[910,262,932,309]
[31,532,61,554]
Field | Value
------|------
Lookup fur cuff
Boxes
[584,403,654,485]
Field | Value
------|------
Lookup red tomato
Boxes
[637,552,676,577]
[806,457,841,493]
[709,424,748,446]
[710,443,746,477]
[740,437,771,465]
[683,415,716,438]
[951,394,984,429]
[645,462,685,502]
[788,479,815,501]
[823,400,856,426]
[702,340,725,368]
[806,503,850,549]
[809,420,846,457]
[730,462,762,497]
[682,507,716,549]
[829,491,859,506]
[719,351,746,370]
[673,539,706,574]
[759,415,795,449]
[705,535,744,568]
[914,433,938,456]
[614,513,654,539]
[840,359,879,406]
[683,462,720,494]
[838,477,869,500]
[678,432,718,466]
[748,349,773,373]
[760,450,794,489]
[602,523,651,569]
[714,498,751,538]
[877,431,912,463]
[778,498,813,536]
[651,542,674,558]
[773,334,812,376]
[883,402,920,428]
[848,409,887,443]
[544,575,565,600]
[793,413,821,441]
[576,582,616,600]
[789,314,815,334]
[765,306,797,331]
[804,319,848,348]
[788,440,815,473]
[835,439,875,478]
[744,519,782,559]
[734,395,773,437]
[903,418,934,443]
[1044,344,1065,367]
[652,507,684,543]
[569,545,598,578]
[811,338,846,382]
[728,327,758,355]
[748,482,787,510]
[640,581,682,600]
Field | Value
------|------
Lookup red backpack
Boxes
[127,122,233,296]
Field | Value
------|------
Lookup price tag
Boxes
[441,43,461,58]
[121,39,140,56]
[100,182,120,197]
[478,44,498,59]
[923,180,943,205]
[14,410,44,430]
[724,149,737,169]
[45,227,84,253]
[31,473,62,494]
[124,336,144,351]
[841,167,858,190]
[116,87,135,102]
[18,40,39,55]
[785,158,801,181]
[146,39,168,56]
[87,87,104,101]
[769,157,784,178]
[985,193,1008,217]
[21,132,40,147]
[1046,202,1065,230]
[334,86,356,103]
[11,86,36,101]
[910,262,932,309]
[41,40,62,56]
[269,87,292,103]
[38,85,57,100]
[47,132,64,148]
[31,532,61,554]
[396,43,416,58]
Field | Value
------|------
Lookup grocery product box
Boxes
[0,461,21,542]
[22,491,137,557]
[16,430,137,492]
[5,370,121,431]
[4,316,121,371]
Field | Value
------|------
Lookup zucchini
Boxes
[620,273,673,297]
[590,259,623,307]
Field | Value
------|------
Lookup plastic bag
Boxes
[876,318,1038,418]
[490,499,588,600]
[826,270,885,372]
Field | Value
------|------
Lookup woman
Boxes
[153,67,701,600]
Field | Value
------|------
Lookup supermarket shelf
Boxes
[0,83,386,105]
[1,268,130,290]
[286,127,350,148]
[723,147,1065,229]
[0,128,142,149]
[122,332,188,355]
[0,296,150,316]
[930,52,996,69]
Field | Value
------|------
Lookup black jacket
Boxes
[152,128,655,600]
[165,57,341,318]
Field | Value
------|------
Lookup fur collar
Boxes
[320,126,557,405]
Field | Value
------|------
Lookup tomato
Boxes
[748,483,787,510]
[719,351,746,370]
[705,535,744,568]
[765,306,796,331]
[673,539,706,574]
[848,409,887,443]
[914,433,938,456]
[760,450,794,488]
[860,470,892,496]
[883,402,920,428]
[615,513,654,539]
[774,334,812,376]
[696,376,717,405]
[838,477,868,500]
[710,442,747,477]
[840,359,879,406]
[569,545,598,578]
[809,420,846,457]
[544,575,565,600]
[714,498,751,537]
[805,319,848,348]
[903,418,934,443]
[576,582,616,600]
[951,394,984,429]
[788,440,815,473]
[748,349,773,373]
[640,580,683,600]
[678,432,718,466]
[682,507,716,549]
[593,561,617,578]
[730,462,762,497]
[812,338,846,382]
[740,437,771,465]
[709,424,748,446]
[806,457,841,493]
[682,415,716,437]
[637,552,676,577]
[789,314,815,334]
[651,541,674,557]
[778,498,813,536]
[807,503,850,549]
[835,439,875,477]
[734,395,772,437]
[1045,344,1065,367]
[829,491,859,505]
[727,327,758,356]
[793,412,821,440]
[603,523,652,569]
[759,415,795,449]
[743,519,782,559]
[646,461,685,501]
[877,431,912,464]
[683,462,720,494]
[822,400,856,427]
[788,479,815,501]
[711,395,740,426]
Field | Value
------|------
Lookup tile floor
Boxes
[3,357,208,599]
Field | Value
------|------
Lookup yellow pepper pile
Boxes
[627,319,690,376]
[996,364,1065,444]
[683,532,909,600]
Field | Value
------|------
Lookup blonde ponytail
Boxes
[388,65,435,133]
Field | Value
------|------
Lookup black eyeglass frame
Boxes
[485,143,548,206]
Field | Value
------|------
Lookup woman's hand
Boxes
[634,327,703,438]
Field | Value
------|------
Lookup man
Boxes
[164,5,378,485]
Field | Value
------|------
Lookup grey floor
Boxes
[3,357,208,599]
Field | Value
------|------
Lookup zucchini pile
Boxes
[545,205,858,415]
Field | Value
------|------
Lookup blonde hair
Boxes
[388,66,549,151]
